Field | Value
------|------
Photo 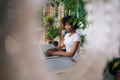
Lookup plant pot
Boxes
[48,41,58,46]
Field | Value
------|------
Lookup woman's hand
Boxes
[45,50,54,57]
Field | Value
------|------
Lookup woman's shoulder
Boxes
[73,33,81,42]
[74,33,80,37]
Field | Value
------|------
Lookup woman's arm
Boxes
[45,40,65,56]
[51,41,80,57]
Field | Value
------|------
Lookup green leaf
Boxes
[112,61,120,70]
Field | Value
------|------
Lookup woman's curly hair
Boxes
[62,15,79,30]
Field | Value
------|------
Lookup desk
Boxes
[40,44,74,73]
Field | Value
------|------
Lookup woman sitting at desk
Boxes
[46,16,81,61]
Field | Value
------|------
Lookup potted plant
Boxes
[45,26,60,46]
[43,16,60,46]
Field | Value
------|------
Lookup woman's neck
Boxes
[69,31,75,37]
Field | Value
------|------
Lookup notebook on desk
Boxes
[40,44,55,52]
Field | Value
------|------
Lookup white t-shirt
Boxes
[64,33,81,61]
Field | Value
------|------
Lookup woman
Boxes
[46,16,81,61]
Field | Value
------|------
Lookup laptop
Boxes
[40,44,74,73]
[40,44,60,59]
